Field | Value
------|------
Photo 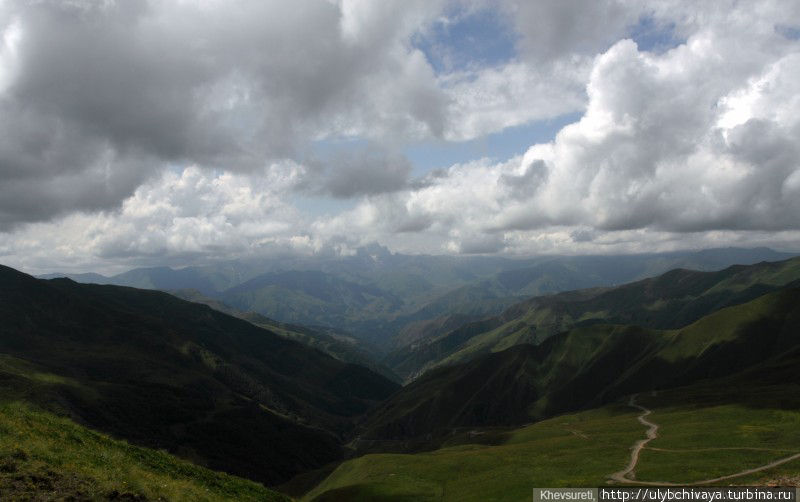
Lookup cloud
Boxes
[0,163,319,273]
[448,232,507,254]
[306,1,800,253]
[0,96,160,228]
[507,0,641,63]
[440,59,590,141]
[0,0,596,230]
[570,228,597,243]
[534,29,800,233]
[499,159,548,200]
[2,0,800,271]
[308,145,414,198]
[0,0,453,227]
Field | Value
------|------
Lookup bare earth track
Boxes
[609,394,800,485]
[609,395,659,483]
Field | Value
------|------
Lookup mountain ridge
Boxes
[386,256,800,380]
[0,264,399,485]
[361,285,800,444]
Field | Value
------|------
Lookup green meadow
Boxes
[306,394,800,501]
[0,353,287,501]
[0,401,288,501]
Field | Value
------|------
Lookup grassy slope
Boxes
[475,256,800,362]
[0,353,288,500]
[388,256,800,380]
[306,405,644,501]
[0,401,288,501]
[307,381,800,500]
[361,286,800,443]
[0,264,399,486]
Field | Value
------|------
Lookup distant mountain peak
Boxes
[356,243,393,260]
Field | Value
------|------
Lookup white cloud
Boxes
[2,0,800,272]
[0,11,21,93]
[440,59,590,141]
[0,164,316,273]
[305,1,800,254]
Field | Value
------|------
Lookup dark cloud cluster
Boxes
[499,159,548,200]
[315,146,413,199]
[0,0,451,228]
[506,0,639,63]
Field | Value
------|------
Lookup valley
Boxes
[3,250,800,499]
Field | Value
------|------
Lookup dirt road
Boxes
[609,394,800,485]
[609,394,658,483]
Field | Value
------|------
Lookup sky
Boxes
[1,0,799,274]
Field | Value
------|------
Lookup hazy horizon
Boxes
[17,244,800,277]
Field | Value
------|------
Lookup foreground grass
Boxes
[0,400,289,501]
[306,396,800,501]
[631,392,800,484]
[304,405,643,501]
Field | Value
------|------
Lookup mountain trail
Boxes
[609,394,658,483]
[609,394,800,486]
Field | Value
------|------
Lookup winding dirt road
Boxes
[609,394,659,483]
[609,394,800,486]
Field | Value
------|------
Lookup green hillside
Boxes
[363,286,800,442]
[388,256,800,380]
[0,385,287,500]
[306,405,644,501]
[219,270,405,343]
[305,384,800,501]
[169,288,400,382]
[0,264,399,486]
[308,287,800,499]
[392,313,484,349]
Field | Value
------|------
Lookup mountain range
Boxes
[6,249,800,499]
[40,246,796,352]
[386,255,800,380]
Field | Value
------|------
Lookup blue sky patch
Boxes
[776,24,800,40]
[628,15,684,53]
[413,6,518,74]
